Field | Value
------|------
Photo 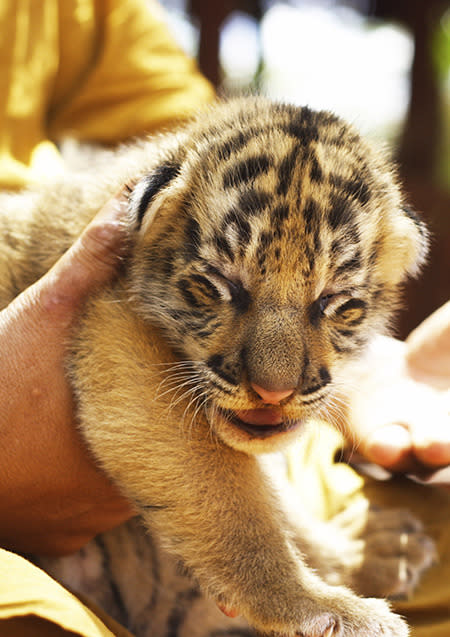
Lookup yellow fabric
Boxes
[0,0,214,189]
[288,424,450,637]
[0,548,133,636]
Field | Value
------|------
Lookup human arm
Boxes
[0,192,135,556]
[1,0,214,190]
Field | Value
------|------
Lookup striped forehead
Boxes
[195,110,372,208]
[193,123,372,241]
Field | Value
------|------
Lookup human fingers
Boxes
[361,423,415,471]
[340,336,415,470]
[29,189,129,326]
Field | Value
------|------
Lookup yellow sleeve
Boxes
[0,548,133,637]
[48,0,215,142]
[0,0,214,189]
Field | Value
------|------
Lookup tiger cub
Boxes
[0,97,433,637]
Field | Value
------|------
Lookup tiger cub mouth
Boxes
[218,407,302,439]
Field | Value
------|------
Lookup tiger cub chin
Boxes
[0,97,434,637]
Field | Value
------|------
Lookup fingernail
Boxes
[87,191,130,248]
[90,186,129,227]
[416,440,450,466]
[366,424,412,466]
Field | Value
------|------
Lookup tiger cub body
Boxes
[0,97,433,636]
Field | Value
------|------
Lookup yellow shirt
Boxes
[0,0,214,189]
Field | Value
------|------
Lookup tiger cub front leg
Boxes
[143,447,408,637]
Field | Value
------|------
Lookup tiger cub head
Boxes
[125,97,428,453]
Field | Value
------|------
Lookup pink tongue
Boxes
[234,409,283,426]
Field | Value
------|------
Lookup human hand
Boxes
[339,302,450,481]
[0,191,136,556]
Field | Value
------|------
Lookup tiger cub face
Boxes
[126,97,427,453]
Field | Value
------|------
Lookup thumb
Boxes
[31,190,129,324]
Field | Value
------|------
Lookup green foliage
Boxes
[433,9,450,79]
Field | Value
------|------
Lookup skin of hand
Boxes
[0,191,136,556]
[340,302,450,477]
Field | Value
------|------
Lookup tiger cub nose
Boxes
[250,382,295,405]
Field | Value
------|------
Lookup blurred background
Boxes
[158,0,449,338]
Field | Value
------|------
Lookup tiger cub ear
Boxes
[378,205,429,286]
[128,160,182,233]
